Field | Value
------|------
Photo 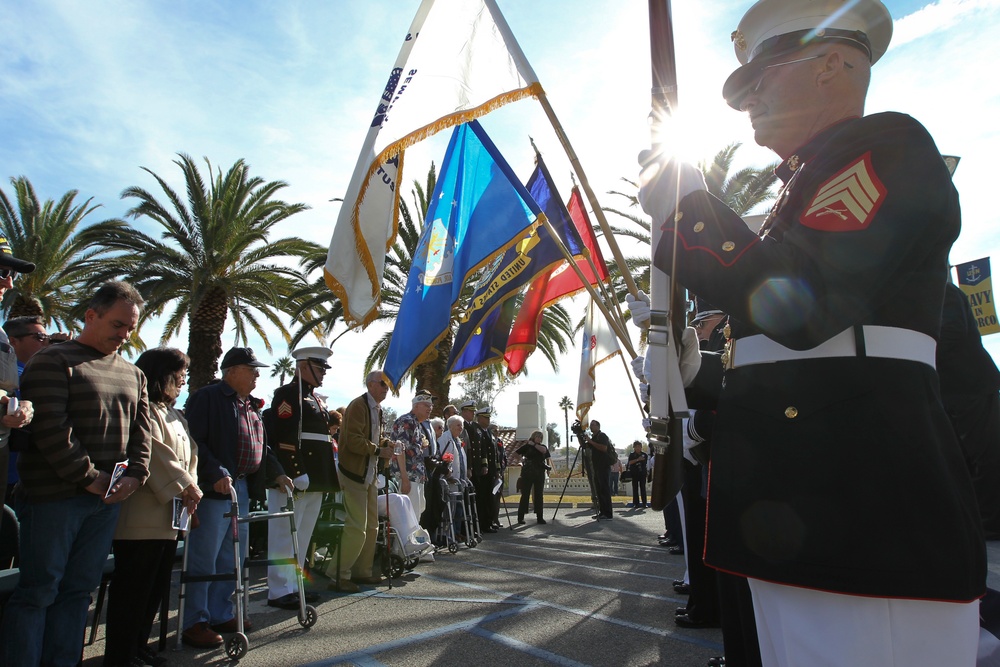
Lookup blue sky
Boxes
[3,0,999,444]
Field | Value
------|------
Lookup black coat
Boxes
[656,112,985,602]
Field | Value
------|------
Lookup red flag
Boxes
[505,186,610,375]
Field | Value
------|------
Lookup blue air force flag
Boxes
[383,120,544,388]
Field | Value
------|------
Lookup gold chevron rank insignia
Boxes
[800,152,886,232]
[277,401,294,418]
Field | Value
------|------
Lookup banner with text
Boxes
[955,257,1000,335]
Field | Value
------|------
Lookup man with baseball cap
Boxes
[266,346,336,610]
[182,347,292,648]
[635,0,985,664]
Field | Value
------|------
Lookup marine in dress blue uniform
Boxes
[641,1,985,664]
[266,346,335,608]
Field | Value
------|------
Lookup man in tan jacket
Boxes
[331,370,392,592]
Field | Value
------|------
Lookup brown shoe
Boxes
[210,616,252,634]
[350,575,384,585]
[181,622,223,648]
[328,578,359,593]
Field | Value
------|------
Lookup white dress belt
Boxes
[729,325,937,370]
[300,432,332,442]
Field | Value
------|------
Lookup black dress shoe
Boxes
[137,647,169,667]
[536,518,546,525]
[517,518,526,525]
[675,607,688,616]
[674,582,690,595]
[707,657,726,667]
[675,614,721,629]
[668,545,685,555]
[267,593,301,610]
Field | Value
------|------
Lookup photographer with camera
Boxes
[575,419,614,521]
[516,430,550,525]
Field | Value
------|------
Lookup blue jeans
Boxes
[183,479,249,629]
[0,493,120,667]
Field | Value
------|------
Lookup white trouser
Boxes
[404,480,426,518]
[377,493,431,557]
[749,578,979,667]
[266,489,323,599]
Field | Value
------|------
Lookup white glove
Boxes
[637,149,707,225]
[641,417,652,432]
[639,382,649,404]
[630,355,645,380]
[679,326,702,387]
[681,418,699,465]
[626,290,651,329]
[643,353,653,385]
[293,474,310,491]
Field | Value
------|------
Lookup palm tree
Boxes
[271,355,295,386]
[95,154,315,391]
[0,176,130,330]
[559,396,573,468]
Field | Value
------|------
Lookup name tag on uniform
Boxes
[279,442,297,452]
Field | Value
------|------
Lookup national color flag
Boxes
[323,0,542,328]
[576,296,622,423]
[955,257,1000,335]
[447,156,585,374]
[505,186,611,375]
[383,120,544,389]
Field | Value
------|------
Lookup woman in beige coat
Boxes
[104,348,201,667]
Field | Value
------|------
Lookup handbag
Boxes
[620,469,632,483]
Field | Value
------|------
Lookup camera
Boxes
[571,419,585,437]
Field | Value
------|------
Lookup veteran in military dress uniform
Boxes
[266,346,337,609]
[462,401,498,533]
[635,1,986,664]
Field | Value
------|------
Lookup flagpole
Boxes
[528,140,629,336]
[535,93,641,304]
[618,349,646,414]
[535,213,637,359]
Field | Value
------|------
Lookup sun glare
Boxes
[648,104,729,166]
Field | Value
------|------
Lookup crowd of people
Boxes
[4,1,1000,667]
[0,270,537,666]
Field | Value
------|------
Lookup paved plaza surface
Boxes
[80,501,1000,667]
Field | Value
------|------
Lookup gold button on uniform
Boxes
[674,211,684,223]
[722,241,736,252]
[693,222,705,232]
[784,406,798,419]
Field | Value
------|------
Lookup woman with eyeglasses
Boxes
[104,347,201,667]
